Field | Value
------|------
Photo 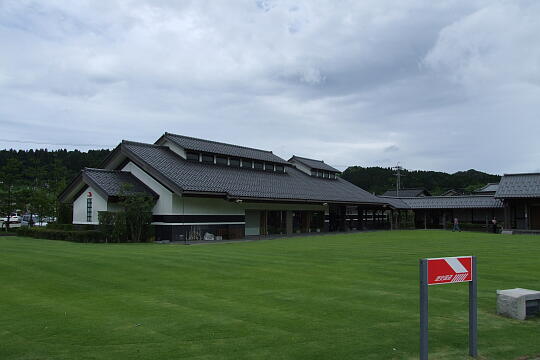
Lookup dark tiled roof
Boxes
[381,188,431,197]
[379,197,410,209]
[289,155,340,173]
[161,133,289,164]
[380,195,503,209]
[495,173,540,198]
[122,141,384,204]
[83,168,158,198]
[475,183,499,193]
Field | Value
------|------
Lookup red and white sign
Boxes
[427,256,472,285]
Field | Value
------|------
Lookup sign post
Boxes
[419,256,477,359]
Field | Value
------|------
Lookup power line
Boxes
[0,138,114,147]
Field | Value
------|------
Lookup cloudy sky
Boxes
[1,0,539,174]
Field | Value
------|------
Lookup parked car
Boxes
[21,214,47,227]
[1,214,22,229]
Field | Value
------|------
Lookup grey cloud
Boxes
[0,0,539,173]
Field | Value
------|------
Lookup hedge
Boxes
[46,223,97,231]
[16,227,105,243]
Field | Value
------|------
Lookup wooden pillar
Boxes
[524,202,529,230]
[442,212,447,230]
[504,201,511,230]
[286,210,293,235]
[424,211,427,230]
[357,207,364,230]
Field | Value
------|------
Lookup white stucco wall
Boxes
[73,186,107,225]
[121,161,174,214]
[160,139,186,159]
[173,196,244,215]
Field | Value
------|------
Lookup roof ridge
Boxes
[122,139,166,148]
[291,155,325,163]
[502,172,540,176]
[165,132,274,154]
[381,195,496,199]
[84,167,129,173]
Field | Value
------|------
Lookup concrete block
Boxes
[497,288,540,320]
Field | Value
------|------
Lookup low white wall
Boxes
[73,186,107,225]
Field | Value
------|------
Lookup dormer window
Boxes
[187,152,199,162]
[230,158,240,167]
[275,164,284,173]
[242,159,253,168]
[254,161,264,170]
[216,156,228,165]
[202,154,214,164]
[265,163,274,172]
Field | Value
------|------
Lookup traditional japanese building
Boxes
[59,133,388,240]
[495,173,540,232]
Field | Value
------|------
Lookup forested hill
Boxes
[0,148,500,197]
[341,166,501,195]
[0,149,111,193]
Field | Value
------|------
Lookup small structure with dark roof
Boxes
[381,188,431,197]
[495,173,540,232]
[473,183,499,195]
[380,194,504,230]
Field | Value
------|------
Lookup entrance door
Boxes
[530,206,540,230]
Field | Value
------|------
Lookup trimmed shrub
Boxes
[46,223,97,231]
[16,227,105,243]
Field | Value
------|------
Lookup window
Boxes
[323,171,329,178]
[241,159,253,168]
[275,164,284,172]
[254,161,264,170]
[317,170,322,177]
[265,163,274,172]
[230,158,240,167]
[216,156,228,165]
[202,154,214,164]
[186,152,199,161]
[311,169,317,177]
[329,172,336,179]
[86,198,92,222]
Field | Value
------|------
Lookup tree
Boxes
[98,184,155,242]
[119,185,155,242]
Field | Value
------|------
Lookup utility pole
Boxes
[392,163,404,197]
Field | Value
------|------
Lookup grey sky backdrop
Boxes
[1,0,539,174]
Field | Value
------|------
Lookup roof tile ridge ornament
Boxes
[165,132,275,154]
[122,139,168,148]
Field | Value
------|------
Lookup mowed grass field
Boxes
[1,231,539,360]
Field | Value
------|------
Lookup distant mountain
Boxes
[341,166,501,196]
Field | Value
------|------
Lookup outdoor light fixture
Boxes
[322,202,328,206]
[235,199,243,203]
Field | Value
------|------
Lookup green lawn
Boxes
[1,231,539,360]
